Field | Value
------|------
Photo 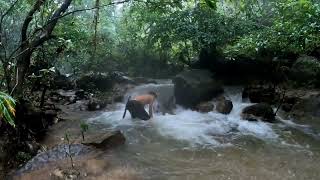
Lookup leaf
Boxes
[0,92,16,127]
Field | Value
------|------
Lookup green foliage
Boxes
[2,0,320,83]
[16,151,32,164]
[224,0,320,59]
[80,122,89,141]
[0,92,16,127]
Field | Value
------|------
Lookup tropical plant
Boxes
[0,92,16,127]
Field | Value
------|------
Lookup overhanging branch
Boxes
[21,0,46,43]
[44,0,132,27]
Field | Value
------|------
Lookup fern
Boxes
[0,92,16,127]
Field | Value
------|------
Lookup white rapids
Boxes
[89,82,281,147]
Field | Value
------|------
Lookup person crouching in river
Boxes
[123,91,157,120]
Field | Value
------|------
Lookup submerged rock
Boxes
[82,131,125,149]
[216,98,233,114]
[173,69,223,108]
[196,102,214,113]
[241,103,275,122]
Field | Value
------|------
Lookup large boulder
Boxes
[173,69,223,108]
[76,72,114,91]
[216,97,233,114]
[241,103,275,122]
[82,131,125,149]
[289,56,320,86]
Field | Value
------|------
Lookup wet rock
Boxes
[216,97,233,114]
[196,102,214,113]
[289,55,320,86]
[53,73,74,90]
[87,98,107,111]
[173,69,223,108]
[50,90,77,104]
[241,103,275,122]
[15,144,93,175]
[291,94,320,118]
[242,84,279,104]
[280,90,320,113]
[110,71,134,84]
[82,131,125,149]
[76,72,114,91]
[75,89,86,99]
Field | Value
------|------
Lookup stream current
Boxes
[88,81,320,180]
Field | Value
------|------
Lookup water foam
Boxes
[89,84,279,147]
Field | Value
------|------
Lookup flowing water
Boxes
[88,81,320,180]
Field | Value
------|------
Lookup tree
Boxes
[14,0,73,96]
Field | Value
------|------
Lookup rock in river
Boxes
[241,103,275,122]
[173,69,223,108]
[216,97,233,114]
[82,131,125,149]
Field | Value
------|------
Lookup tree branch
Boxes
[44,0,131,27]
[0,0,20,23]
[32,0,72,48]
[21,0,45,43]
[0,0,20,58]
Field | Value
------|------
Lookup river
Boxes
[86,81,320,180]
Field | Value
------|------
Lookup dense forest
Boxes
[1,0,320,179]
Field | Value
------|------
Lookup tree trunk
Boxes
[13,0,73,97]
[40,85,47,108]
[15,48,33,96]
[92,0,100,57]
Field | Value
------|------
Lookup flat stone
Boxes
[82,131,125,149]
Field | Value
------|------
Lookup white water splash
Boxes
[89,84,280,147]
